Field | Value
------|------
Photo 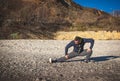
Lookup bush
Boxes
[10,32,20,39]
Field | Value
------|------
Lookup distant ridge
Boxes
[0,0,120,39]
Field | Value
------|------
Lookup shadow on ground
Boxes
[66,56,120,63]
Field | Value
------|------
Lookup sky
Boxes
[73,0,120,13]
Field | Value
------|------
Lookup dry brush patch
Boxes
[55,31,120,40]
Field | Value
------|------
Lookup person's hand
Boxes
[65,55,69,59]
[87,48,92,52]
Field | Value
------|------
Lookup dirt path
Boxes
[0,40,120,81]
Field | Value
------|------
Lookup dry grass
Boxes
[54,31,120,40]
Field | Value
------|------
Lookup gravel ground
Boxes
[0,40,120,81]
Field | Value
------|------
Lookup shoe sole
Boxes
[49,58,52,63]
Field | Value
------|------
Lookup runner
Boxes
[49,36,94,63]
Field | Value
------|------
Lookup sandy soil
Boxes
[0,40,120,81]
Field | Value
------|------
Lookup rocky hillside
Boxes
[0,0,120,39]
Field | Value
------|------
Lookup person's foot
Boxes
[49,58,52,63]
[49,58,57,63]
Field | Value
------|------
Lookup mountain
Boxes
[0,0,120,39]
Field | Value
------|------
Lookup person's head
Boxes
[74,36,82,44]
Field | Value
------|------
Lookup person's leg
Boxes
[79,49,93,62]
[55,52,79,62]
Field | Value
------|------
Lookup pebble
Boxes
[35,78,40,81]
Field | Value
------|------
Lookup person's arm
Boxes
[84,38,95,49]
[65,41,74,55]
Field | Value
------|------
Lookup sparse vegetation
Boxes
[0,0,120,39]
[9,32,20,39]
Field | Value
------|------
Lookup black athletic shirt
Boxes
[65,38,94,55]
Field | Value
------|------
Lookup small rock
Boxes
[80,77,84,79]
[41,80,46,81]
[79,70,82,72]
[90,69,95,72]
[60,74,63,77]
[106,67,110,69]
[35,78,39,81]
